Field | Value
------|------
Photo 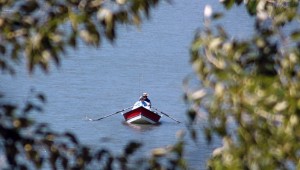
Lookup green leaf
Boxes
[222,0,235,10]
[36,93,46,103]
[64,132,78,144]
[0,44,5,54]
[212,13,224,20]
[124,142,141,155]
[235,0,243,5]
[246,0,258,16]
[20,0,39,14]
[290,31,300,41]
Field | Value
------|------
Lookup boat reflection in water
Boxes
[122,121,161,132]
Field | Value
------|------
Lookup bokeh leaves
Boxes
[186,0,300,169]
[0,0,166,74]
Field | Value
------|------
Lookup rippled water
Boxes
[1,1,254,169]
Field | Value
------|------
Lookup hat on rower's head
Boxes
[143,92,148,97]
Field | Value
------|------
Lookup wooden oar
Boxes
[153,107,181,123]
[87,106,132,121]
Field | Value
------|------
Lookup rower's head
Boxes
[142,92,148,97]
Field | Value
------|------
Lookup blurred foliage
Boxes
[0,0,167,74]
[186,0,300,169]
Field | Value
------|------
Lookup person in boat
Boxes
[133,94,151,110]
[142,93,151,108]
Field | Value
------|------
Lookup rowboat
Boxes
[122,106,161,124]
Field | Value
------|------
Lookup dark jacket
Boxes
[144,97,151,106]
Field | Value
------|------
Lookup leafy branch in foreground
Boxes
[186,0,300,169]
[0,0,166,74]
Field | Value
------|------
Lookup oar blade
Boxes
[153,108,181,123]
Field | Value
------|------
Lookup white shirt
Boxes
[132,101,151,110]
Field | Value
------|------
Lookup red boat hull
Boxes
[123,107,161,124]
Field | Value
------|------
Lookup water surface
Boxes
[1,1,254,169]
